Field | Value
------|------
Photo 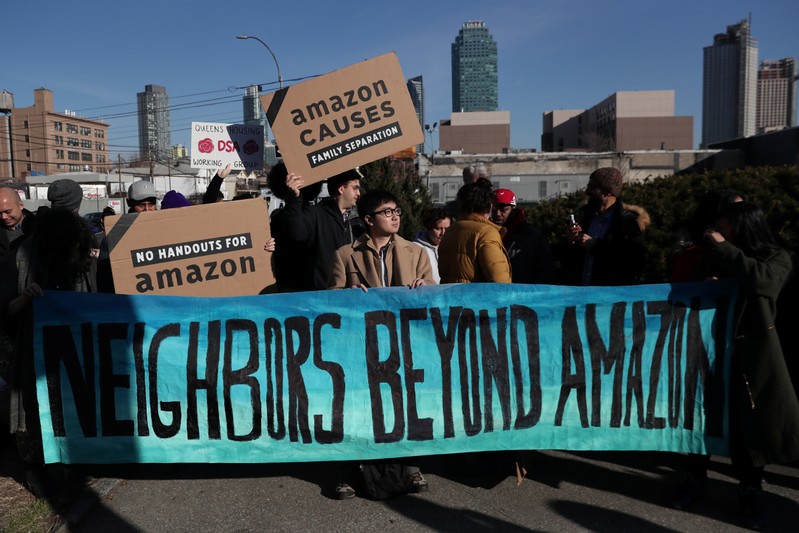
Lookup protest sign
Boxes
[33,282,734,464]
[104,199,273,296]
[260,52,424,184]
[190,122,265,171]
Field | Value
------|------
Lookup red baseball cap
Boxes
[495,188,516,206]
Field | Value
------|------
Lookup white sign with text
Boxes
[190,122,264,171]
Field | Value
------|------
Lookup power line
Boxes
[2,74,320,172]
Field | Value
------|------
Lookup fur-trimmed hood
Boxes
[621,202,651,232]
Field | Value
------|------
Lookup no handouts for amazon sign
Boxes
[104,199,274,297]
[261,52,423,184]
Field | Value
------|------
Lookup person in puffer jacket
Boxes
[438,178,511,284]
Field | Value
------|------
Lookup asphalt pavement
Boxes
[63,451,799,532]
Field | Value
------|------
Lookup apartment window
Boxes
[96,154,106,163]
[54,135,64,145]
[80,126,92,136]
[54,121,63,131]
[68,164,80,172]
[57,163,64,169]
[81,139,92,148]
[539,181,547,199]
[25,135,29,143]
[95,142,105,151]
[81,152,92,162]
[25,149,30,157]
[24,120,29,128]
[68,151,79,160]
[67,137,79,146]
[95,129,105,138]
[66,123,78,133]
[55,149,64,159]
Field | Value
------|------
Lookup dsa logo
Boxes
[198,138,214,154]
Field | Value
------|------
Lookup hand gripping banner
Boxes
[33,282,734,464]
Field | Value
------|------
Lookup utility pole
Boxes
[425,123,438,166]
[117,154,122,197]
[2,112,15,179]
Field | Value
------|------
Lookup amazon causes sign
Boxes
[260,52,423,184]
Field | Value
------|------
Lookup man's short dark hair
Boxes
[456,178,494,217]
[357,189,399,220]
[326,169,360,197]
[266,162,290,201]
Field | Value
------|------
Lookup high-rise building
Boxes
[406,75,424,153]
[757,58,797,134]
[0,88,110,179]
[137,84,171,160]
[702,19,758,147]
[451,21,498,113]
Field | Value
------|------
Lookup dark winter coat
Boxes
[502,208,555,284]
[562,200,650,286]
[706,241,799,467]
[281,195,364,291]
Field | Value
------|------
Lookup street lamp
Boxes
[425,122,438,165]
[236,35,284,89]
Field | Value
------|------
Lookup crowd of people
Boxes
[2,162,798,528]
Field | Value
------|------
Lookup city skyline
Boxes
[2,0,797,165]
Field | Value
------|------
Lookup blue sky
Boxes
[3,0,797,160]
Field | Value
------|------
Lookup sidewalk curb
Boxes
[54,477,123,532]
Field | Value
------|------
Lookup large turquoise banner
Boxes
[33,282,735,464]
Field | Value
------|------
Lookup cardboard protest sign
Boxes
[190,122,264,171]
[260,52,423,184]
[33,282,734,464]
[104,199,273,296]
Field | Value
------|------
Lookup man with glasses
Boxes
[329,189,434,290]
[328,189,434,499]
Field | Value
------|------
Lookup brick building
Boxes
[0,88,110,179]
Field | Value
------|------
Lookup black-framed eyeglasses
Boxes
[370,206,403,218]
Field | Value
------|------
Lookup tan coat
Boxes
[438,213,512,284]
[328,234,435,289]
